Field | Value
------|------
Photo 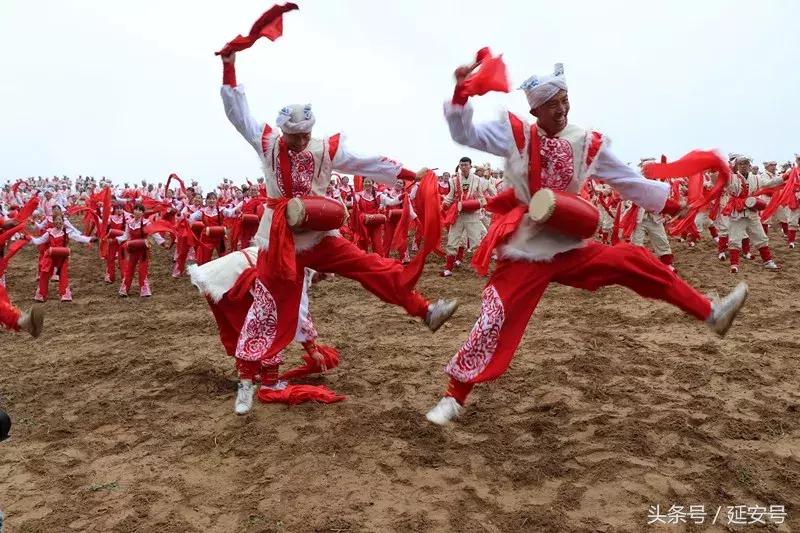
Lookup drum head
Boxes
[285,198,306,227]
[528,188,556,222]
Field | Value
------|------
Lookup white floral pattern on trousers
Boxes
[445,284,505,382]
[235,280,282,365]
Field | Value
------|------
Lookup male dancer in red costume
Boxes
[425,59,748,425]
[190,51,457,414]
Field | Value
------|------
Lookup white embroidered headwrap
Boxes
[276,104,315,134]
[519,63,567,109]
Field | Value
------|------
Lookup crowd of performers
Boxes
[4,5,799,425]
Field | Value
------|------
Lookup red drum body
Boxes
[286,197,346,231]
[126,238,150,251]
[205,226,226,238]
[241,213,260,227]
[107,229,124,238]
[461,199,482,212]
[48,246,70,259]
[363,213,387,227]
[388,209,403,222]
[744,197,767,211]
[528,188,599,240]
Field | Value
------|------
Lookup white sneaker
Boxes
[789,242,796,249]
[763,259,780,271]
[454,260,462,268]
[706,282,748,337]
[234,380,257,415]
[744,253,754,261]
[424,299,459,332]
[730,265,739,274]
[17,306,44,338]
[718,252,727,261]
[688,241,696,248]
[425,397,463,425]
[440,269,452,277]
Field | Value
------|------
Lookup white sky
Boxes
[1,0,798,188]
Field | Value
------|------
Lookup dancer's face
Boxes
[284,131,311,152]
[736,160,751,176]
[532,90,570,136]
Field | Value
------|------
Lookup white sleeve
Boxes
[67,227,93,244]
[189,210,203,222]
[443,101,513,157]
[29,232,50,246]
[221,85,267,156]
[221,205,239,218]
[593,149,669,212]
[64,217,78,233]
[382,194,402,208]
[151,231,166,245]
[331,136,403,185]
[759,174,784,190]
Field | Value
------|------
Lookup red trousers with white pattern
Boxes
[234,236,429,368]
[443,242,712,403]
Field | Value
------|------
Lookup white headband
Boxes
[519,63,567,109]
[276,104,316,134]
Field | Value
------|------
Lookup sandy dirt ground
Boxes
[1,236,799,532]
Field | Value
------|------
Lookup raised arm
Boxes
[29,232,50,246]
[67,227,93,244]
[594,149,671,213]
[220,54,268,156]
[443,101,513,158]
[331,137,419,186]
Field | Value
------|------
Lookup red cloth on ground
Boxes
[257,384,345,405]
[280,345,340,380]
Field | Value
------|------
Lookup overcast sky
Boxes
[1,0,798,188]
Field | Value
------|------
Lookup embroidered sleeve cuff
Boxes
[660,198,681,216]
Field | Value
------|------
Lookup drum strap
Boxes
[278,136,294,198]
[527,125,543,195]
